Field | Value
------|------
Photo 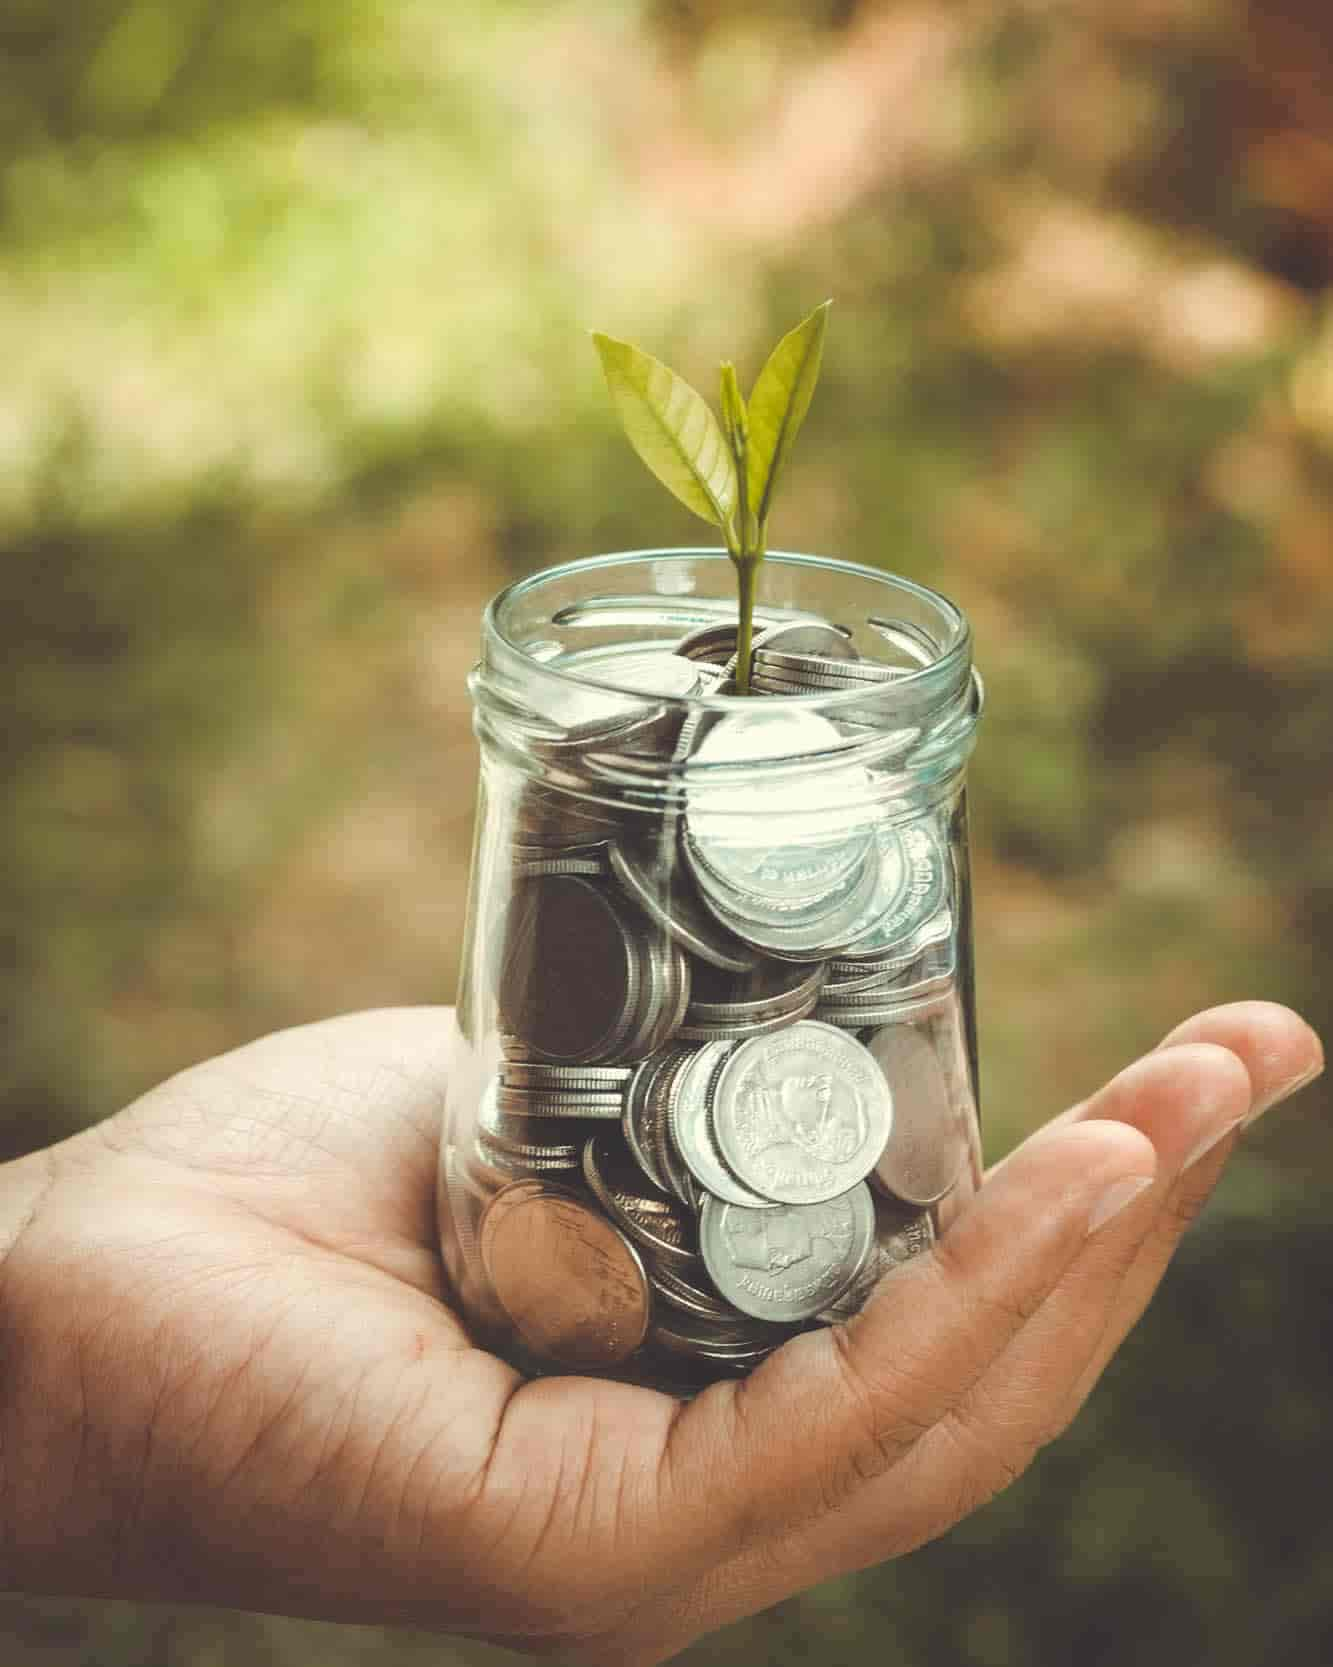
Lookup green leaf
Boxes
[745,299,830,531]
[718,360,748,459]
[718,361,753,555]
[592,332,736,529]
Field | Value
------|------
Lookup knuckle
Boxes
[938,1404,1032,1511]
[1161,1181,1213,1236]
[821,1323,933,1506]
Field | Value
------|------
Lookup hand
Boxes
[0,1003,1320,1664]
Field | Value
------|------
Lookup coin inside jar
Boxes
[699,1185,876,1323]
[498,875,643,1063]
[863,1023,969,1207]
[710,1019,894,1205]
[682,707,877,915]
[609,840,757,975]
[480,1182,650,1367]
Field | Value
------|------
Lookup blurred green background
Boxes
[3,0,1331,1662]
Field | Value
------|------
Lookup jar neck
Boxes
[470,549,981,817]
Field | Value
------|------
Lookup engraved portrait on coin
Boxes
[712,1020,893,1204]
[700,1186,876,1323]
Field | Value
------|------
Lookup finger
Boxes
[1154,1000,1324,1126]
[661,1117,1155,1568]
[1053,1011,1321,1424]
[987,1002,1321,1174]
[897,1042,1252,1514]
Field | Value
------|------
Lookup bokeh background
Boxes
[3,0,1331,1662]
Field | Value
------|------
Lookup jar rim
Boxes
[483,548,972,716]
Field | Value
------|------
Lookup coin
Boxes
[498,875,643,1063]
[481,1183,650,1367]
[582,1132,701,1266]
[494,1086,626,1120]
[609,840,758,974]
[676,622,744,664]
[686,957,825,1019]
[667,1041,777,1209]
[864,1022,965,1208]
[622,1048,686,1196]
[689,834,883,961]
[751,621,859,663]
[710,1020,894,1205]
[513,854,609,879]
[642,1254,736,1322]
[828,820,947,963]
[501,1062,634,1090]
[682,707,877,915]
[816,1207,936,1321]
[618,930,691,1061]
[699,1185,877,1323]
[825,914,954,992]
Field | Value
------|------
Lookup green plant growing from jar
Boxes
[593,300,830,694]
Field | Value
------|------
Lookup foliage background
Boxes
[2,1,1331,1662]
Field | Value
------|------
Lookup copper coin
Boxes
[481,1183,650,1368]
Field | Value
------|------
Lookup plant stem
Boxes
[734,556,759,694]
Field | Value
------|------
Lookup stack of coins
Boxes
[450,618,980,1390]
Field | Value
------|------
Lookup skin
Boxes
[0,1001,1321,1664]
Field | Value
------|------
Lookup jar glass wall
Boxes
[439,550,983,1393]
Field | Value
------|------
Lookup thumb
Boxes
[662,1118,1156,1565]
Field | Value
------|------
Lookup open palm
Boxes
[0,1003,1318,1664]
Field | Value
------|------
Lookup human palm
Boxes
[0,1002,1319,1664]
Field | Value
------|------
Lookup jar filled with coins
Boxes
[439,548,984,1393]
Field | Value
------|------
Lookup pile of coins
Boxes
[449,616,979,1390]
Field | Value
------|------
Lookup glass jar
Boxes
[438,549,983,1394]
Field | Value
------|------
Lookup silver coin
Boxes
[821,987,958,1031]
[675,1009,818,1043]
[690,837,884,962]
[676,622,743,664]
[863,1021,972,1209]
[817,939,956,1005]
[609,840,757,974]
[494,1086,626,1120]
[654,1096,704,1214]
[710,1020,894,1205]
[618,930,691,1061]
[497,875,644,1063]
[827,819,948,962]
[686,958,825,1021]
[825,913,955,991]
[649,1318,778,1363]
[582,1132,701,1267]
[754,648,907,684]
[468,1137,581,1189]
[683,707,877,915]
[622,1048,688,1196]
[817,1208,936,1321]
[751,622,858,663]
[641,1253,736,1322]
[478,1110,588,1159]
[699,1185,877,1323]
[667,1042,777,1209]
[502,1062,634,1090]
[513,855,609,879]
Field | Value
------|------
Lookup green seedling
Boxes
[592,301,830,693]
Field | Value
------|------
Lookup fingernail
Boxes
[1087,1175,1154,1237]
[1242,1059,1325,1128]
[1182,1116,1244,1172]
